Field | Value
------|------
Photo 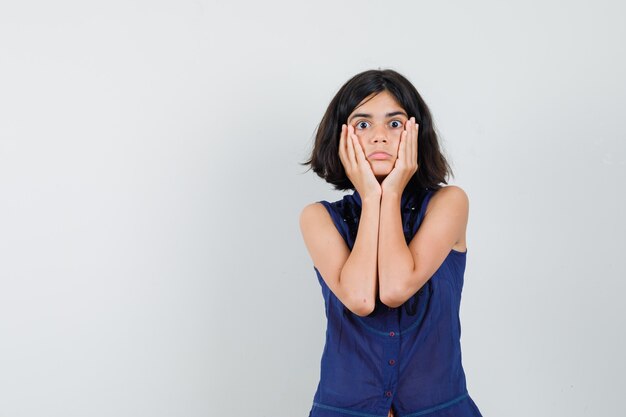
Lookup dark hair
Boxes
[301,69,453,192]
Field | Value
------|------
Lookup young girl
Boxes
[300,69,483,417]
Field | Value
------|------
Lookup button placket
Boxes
[381,325,399,406]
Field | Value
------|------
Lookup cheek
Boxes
[391,131,403,149]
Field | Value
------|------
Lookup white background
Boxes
[1,1,625,416]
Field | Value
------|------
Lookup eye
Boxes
[389,120,403,128]
[355,121,370,130]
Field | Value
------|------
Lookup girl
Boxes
[300,69,483,417]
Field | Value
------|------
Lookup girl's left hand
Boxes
[381,117,419,195]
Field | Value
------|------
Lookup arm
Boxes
[378,185,469,308]
[299,195,381,317]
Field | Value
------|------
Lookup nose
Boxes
[369,123,388,143]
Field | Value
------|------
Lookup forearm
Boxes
[378,191,416,308]
[339,194,381,316]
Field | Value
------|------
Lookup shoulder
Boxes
[431,184,469,203]
[299,202,332,230]
[426,185,469,218]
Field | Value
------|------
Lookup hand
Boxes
[338,124,382,199]
[381,117,419,195]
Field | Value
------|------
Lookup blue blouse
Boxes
[308,186,482,417]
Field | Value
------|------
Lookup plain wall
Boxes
[1,1,625,416]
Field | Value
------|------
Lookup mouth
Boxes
[368,152,392,160]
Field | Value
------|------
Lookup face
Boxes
[346,90,409,181]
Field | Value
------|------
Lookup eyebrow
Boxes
[348,111,408,122]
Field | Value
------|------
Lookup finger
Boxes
[338,124,349,168]
[406,118,416,170]
[413,118,419,170]
[402,127,409,166]
[346,124,357,166]
[351,129,368,163]
[350,129,377,179]
[398,128,407,164]
[409,118,416,168]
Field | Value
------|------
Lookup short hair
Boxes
[302,69,453,192]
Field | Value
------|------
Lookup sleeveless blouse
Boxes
[308,186,483,417]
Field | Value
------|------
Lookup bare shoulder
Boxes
[299,202,330,229]
[427,185,469,216]
[299,202,336,239]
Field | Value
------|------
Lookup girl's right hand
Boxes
[338,124,382,200]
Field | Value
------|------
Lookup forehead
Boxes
[350,91,404,115]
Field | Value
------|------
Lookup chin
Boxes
[373,169,392,176]
[371,166,393,177]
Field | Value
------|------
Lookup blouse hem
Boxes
[309,391,481,417]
